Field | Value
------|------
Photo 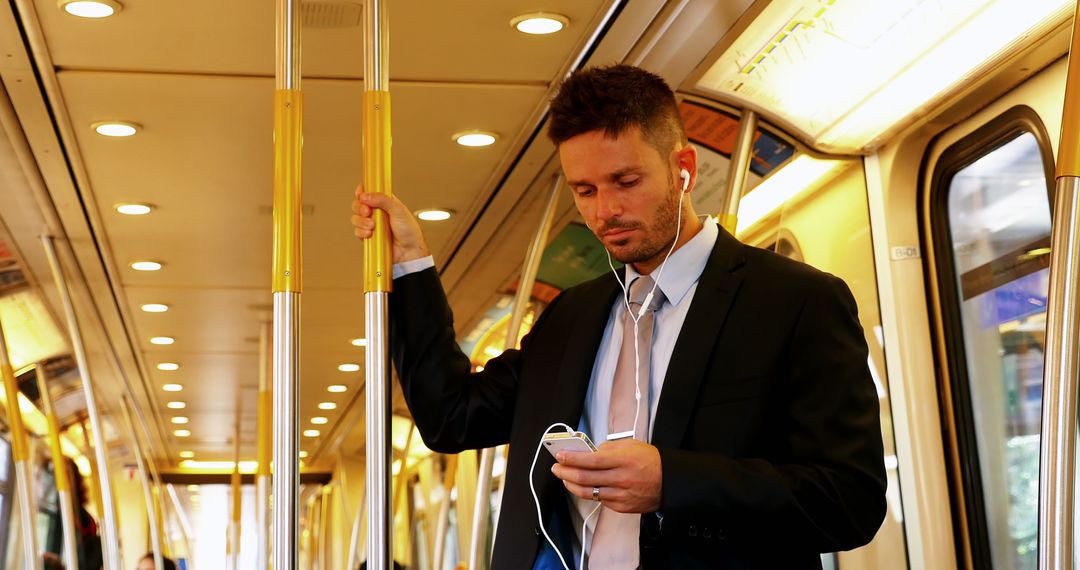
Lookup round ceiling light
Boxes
[141,303,169,313]
[511,13,569,35]
[167,401,186,409]
[179,451,195,459]
[173,429,191,437]
[327,385,347,393]
[130,260,163,272]
[60,0,122,18]
[115,203,153,215]
[150,336,174,345]
[310,417,328,425]
[454,132,497,147]
[351,338,367,347]
[303,429,321,438]
[338,363,360,372]
[157,362,179,371]
[299,451,309,459]
[170,416,189,425]
[163,383,183,392]
[416,209,453,222]
[92,121,139,137]
[318,402,337,410]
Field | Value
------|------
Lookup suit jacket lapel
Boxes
[548,272,622,427]
[651,227,746,449]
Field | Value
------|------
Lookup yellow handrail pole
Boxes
[431,455,457,570]
[78,418,103,518]
[256,321,272,570]
[1038,3,1080,569]
[229,405,242,570]
[42,236,121,570]
[0,319,40,570]
[35,363,79,570]
[718,110,758,234]
[119,396,163,570]
[272,0,303,569]
[363,0,395,567]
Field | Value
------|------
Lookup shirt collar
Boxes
[624,216,718,308]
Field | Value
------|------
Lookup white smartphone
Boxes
[542,431,598,459]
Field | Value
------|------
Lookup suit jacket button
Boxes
[703,527,712,539]
[688,525,698,537]
[534,526,540,536]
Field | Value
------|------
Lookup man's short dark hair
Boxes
[548,64,687,154]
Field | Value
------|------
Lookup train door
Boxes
[922,56,1067,568]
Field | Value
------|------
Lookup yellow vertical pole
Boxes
[229,409,242,570]
[256,321,272,570]
[0,320,40,570]
[431,456,457,570]
[718,110,758,234]
[363,1,394,568]
[35,364,79,570]
[272,1,303,570]
[78,419,103,518]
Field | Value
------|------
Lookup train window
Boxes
[929,108,1055,570]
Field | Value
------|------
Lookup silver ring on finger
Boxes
[592,486,601,502]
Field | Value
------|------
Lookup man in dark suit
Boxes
[352,64,886,569]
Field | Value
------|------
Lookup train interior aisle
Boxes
[0,0,1077,568]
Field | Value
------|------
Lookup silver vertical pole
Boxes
[119,396,163,570]
[363,0,394,568]
[272,1,303,569]
[719,110,758,234]
[468,174,563,570]
[1039,5,1080,569]
[35,364,79,570]
[346,478,367,570]
[41,236,121,570]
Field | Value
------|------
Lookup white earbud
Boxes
[679,168,690,192]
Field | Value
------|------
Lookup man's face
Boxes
[560,126,682,273]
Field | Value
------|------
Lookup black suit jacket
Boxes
[390,224,887,569]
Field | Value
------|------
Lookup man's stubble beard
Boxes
[609,189,681,266]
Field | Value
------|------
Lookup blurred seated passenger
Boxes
[135,553,177,570]
[42,552,64,570]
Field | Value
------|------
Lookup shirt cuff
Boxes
[393,255,435,279]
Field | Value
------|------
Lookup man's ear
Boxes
[674,144,698,193]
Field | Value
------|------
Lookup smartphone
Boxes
[542,431,598,459]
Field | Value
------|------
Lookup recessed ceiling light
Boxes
[150,336,174,345]
[416,209,453,222]
[338,363,360,373]
[157,363,179,371]
[351,338,367,347]
[115,203,153,216]
[186,484,199,492]
[163,384,183,392]
[167,401,186,410]
[179,451,195,459]
[302,429,320,438]
[454,132,497,147]
[130,261,163,271]
[174,429,191,437]
[60,0,122,18]
[318,402,337,410]
[141,303,169,313]
[299,451,309,459]
[92,121,139,137]
[310,417,328,425]
[170,416,189,425]
[327,385,347,393]
[510,13,569,35]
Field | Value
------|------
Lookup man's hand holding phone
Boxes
[550,437,663,514]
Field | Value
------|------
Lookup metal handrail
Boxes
[119,395,163,570]
[719,110,758,233]
[0,317,39,570]
[42,236,121,570]
[35,363,78,570]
